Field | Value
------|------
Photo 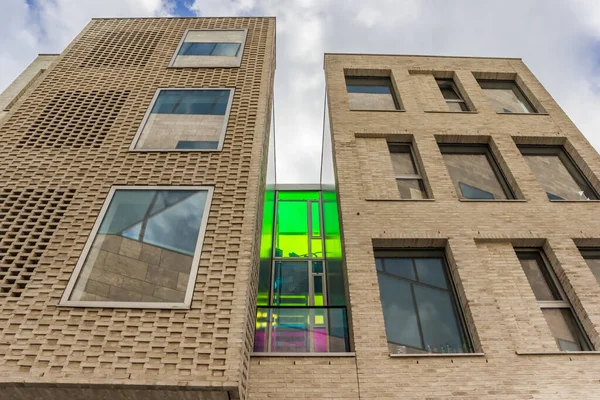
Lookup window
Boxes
[478,80,537,113]
[374,250,472,354]
[388,143,428,199]
[519,146,598,201]
[131,88,234,151]
[60,186,213,308]
[579,249,600,285]
[170,29,247,68]
[439,144,515,200]
[515,249,592,351]
[436,79,469,111]
[345,76,401,111]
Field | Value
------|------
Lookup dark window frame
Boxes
[387,143,429,199]
[439,144,517,200]
[436,78,469,111]
[374,249,474,354]
[518,145,599,201]
[477,79,537,114]
[345,76,402,110]
[515,248,593,351]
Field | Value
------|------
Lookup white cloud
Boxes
[2,0,600,183]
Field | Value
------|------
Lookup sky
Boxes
[2,0,600,184]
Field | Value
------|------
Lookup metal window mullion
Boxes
[395,174,421,180]
[538,301,570,309]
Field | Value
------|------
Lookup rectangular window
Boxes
[515,249,592,351]
[436,78,469,111]
[519,146,598,201]
[131,88,234,151]
[388,143,428,199]
[439,144,515,200]
[478,79,537,113]
[60,186,213,308]
[374,250,472,354]
[345,76,401,111]
[170,29,247,68]
[579,249,600,285]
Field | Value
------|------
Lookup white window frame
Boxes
[168,29,248,68]
[129,87,235,152]
[59,185,214,309]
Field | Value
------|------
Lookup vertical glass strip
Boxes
[311,201,321,236]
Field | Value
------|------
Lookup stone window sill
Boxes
[516,350,600,356]
[390,352,485,358]
[459,199,527,203]
[496,112,549,116]
[424,110,478,114]
[549,200,600,203]
[251,352,356,357]
[365,198,435,202]
[349,109,405,112]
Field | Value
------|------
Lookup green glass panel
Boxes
[278,191,320,201]
[257,189,275,306]
[322,190,346,306]
[311,201,321,236]
[311,239,323,258]
[275,200,309,258]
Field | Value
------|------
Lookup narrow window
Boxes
[519,146,598,201]
[374,250,472,354]
[578,249,600,285]
[61,187,213,308]
[170,29,247,68]
[436,78,468,111]
[478,80,537,113]
[131,88,234,151]
[439,144,515,200]
[345,76,401,111]
[388,143,428,199]
[515,249,592,351]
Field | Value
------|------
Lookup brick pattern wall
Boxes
[248,55,600,399]
[0,17,275,400]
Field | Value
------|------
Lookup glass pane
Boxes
[313,275,324,306]
[212,42,241,56]
[440,87,460,100]
[275,201,309,258]
[311,201,321,236]
[382,258,415,280]
[441,151,510,200]
[458,182,494,200]
[311,239,323,258]
[312,261,323,274]
[175,141,219,150]
[254,307,269,352]
[70,189,208,303]
[516,252,560,301]
[376,273,422,350]
[542,308,586,351]
[270,307,311,352]
[375,258,384,271]
[178,42,216,55]
[583,256,600,284]
[413,285,465,353]
[346,85,391,94]
[272,261,309,306]
[151,90,229,115]
[523,153,596,201]
[278,191,320,201]
[389,149,417,175]
[415,258,448,289]
[396,179,427,199]
[479,80,535,113]
[447,101,467,112]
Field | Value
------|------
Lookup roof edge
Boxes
[324,52,522,61]
[91,16,276,20]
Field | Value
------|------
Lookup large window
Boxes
[519,146,598,201]
[439,144,515,200]
[579,249,600,285]
[170,29,247,68]
[436,78,469,112]
[388,143,428,199]
[345,76,401,111]
[478,79,537,114]
[131,88,234,151]
[374,250,472,354]
[61,187,213,308]
[515,249,592,351]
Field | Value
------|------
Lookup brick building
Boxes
[2,16,600,400]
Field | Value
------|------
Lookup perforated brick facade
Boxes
[247,55,600,399]
[0,17,275,400]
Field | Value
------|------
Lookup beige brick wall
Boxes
[248,54,600,399]
[0,17,275,400]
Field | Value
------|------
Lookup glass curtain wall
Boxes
[254,190,350,353]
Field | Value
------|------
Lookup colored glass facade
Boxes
[254,190,350,353]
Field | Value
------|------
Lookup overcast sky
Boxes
[2,0,600,183]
